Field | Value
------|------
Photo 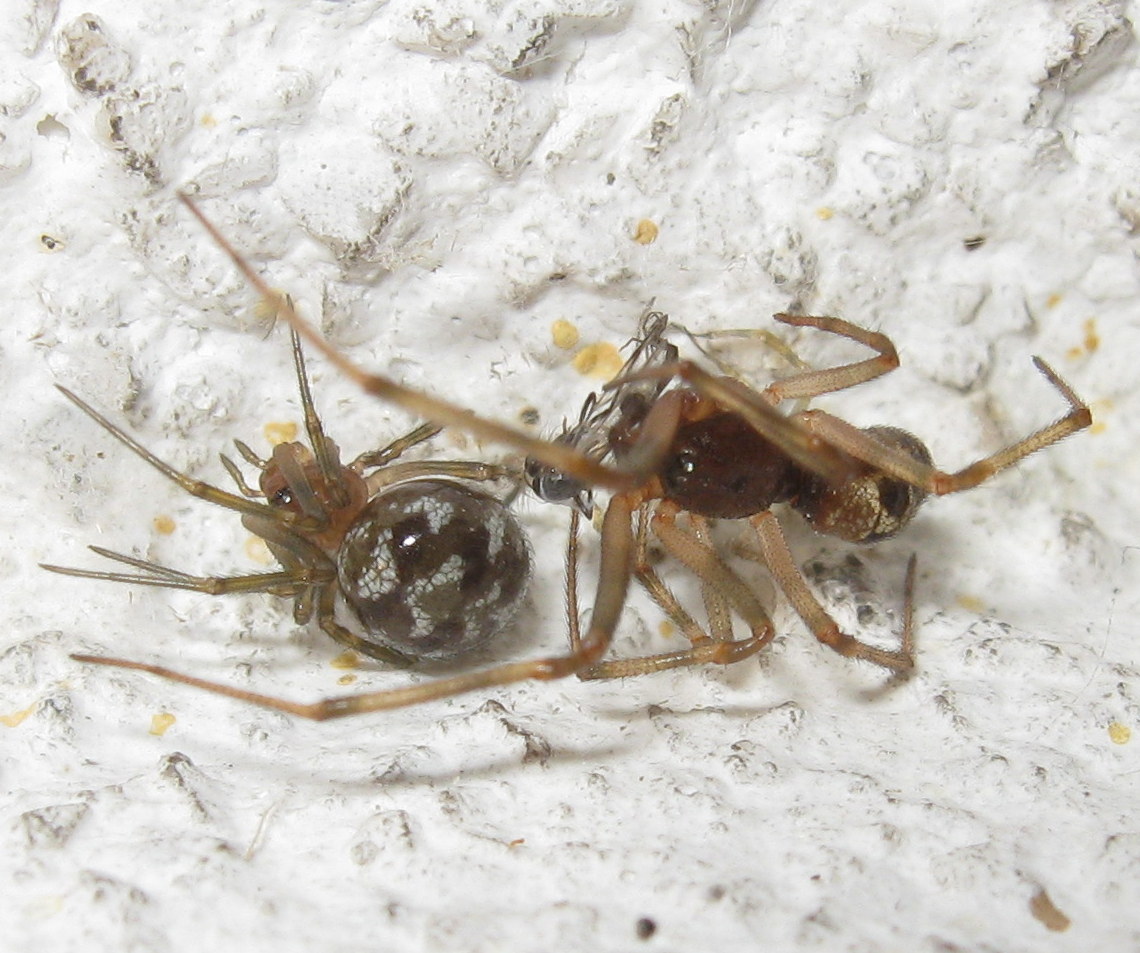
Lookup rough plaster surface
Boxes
[2,0,1138,950]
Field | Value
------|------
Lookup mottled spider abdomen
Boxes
[337,479,532,660]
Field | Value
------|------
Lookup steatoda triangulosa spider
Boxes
[54,193,1091,720]
[44,323,534,681]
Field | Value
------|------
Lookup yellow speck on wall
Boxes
[330,650,360,670]
[955,593,985,613]
[551,319,579,349]
[1,704,36,728]
[149,712,176,736]
[572,341,623,380]
[632,219,658,244]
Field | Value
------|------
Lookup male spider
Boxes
[44,325,533,671]
[528,308,1088,677]
[528,309,842,680]
[60,193,1091,720]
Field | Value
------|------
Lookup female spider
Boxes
[43,325,533,671]
[61,193,1091,720]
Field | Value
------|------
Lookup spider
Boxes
[528,309,837,680]
[59,193,1091,720]
[43,323,534,675]
[530,308,1088,678]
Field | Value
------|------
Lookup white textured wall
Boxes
[3,1,1138,950]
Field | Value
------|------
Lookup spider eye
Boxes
[271,486,294,506]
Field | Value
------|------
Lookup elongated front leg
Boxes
[749,510,913,671]
[71,495,638,720]
[179,193,636,495]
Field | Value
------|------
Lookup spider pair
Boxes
[44,194,1092,720]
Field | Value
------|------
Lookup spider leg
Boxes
[178,193,639,495]
[636,510,737,647]
[793,357,1091,495]
[54,386,309,527]
[635,506,711,644]
[690,515,736,643]
[58,527,430,681]
[70,494,638,719]
[312,583,415,667]
[761,313,900,402]
[363,460,519,496]
[219,452,264,497]
[577,502,775,680]
[41,547,317,598]
[575,505,709,679]
[562,488,767,679]
[648,502,775,656]
[288,325,349,508]
[899,553,917,664]
[86,547,199,582]
[680,324,811,382]
[351,422,441,471]
[232,438,268,470]
[749,511,913,671]
[566,506,586,655]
